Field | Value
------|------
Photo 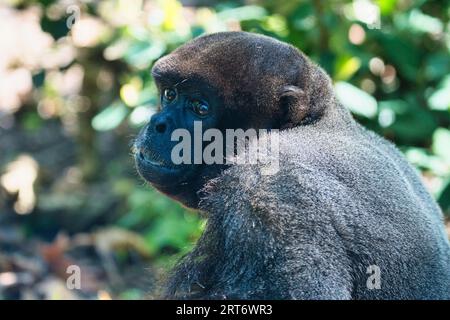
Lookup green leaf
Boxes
[217,5,267,21]
[145,213,200,253]
[386,100,437,144]
[408,9,443,34]
[379,99,408,114]
[429,89,450,111]
[124,41,166,69]
[129,105,155,127]
[378,100,408,127]
[334,56,361,81]
[335,82,377,118]
[376,0,398,16]
[405,148,449,176]
[425,54,450,81]
[22,112,43,131]
[92,101,128,131]
[432,128,450,163]
[378,35,419,80]
[428,76,450,111]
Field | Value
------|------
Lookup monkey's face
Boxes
[134,65,225,207]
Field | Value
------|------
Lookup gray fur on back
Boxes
[165,61,450,300]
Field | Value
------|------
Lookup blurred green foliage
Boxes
[1,0,449,268]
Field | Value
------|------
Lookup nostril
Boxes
[155,122,166,133]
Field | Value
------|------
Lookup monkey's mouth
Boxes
[136,149,177,169]
[134,149,189,186]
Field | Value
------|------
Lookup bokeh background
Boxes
[0,0,449,299]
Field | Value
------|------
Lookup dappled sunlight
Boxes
[1,155,39,214]
[71,16,108,48]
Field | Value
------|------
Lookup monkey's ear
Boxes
[279,85,310,129]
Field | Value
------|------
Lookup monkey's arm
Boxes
[253,172,355,299]
[278,223,354,299]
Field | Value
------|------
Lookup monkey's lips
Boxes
[134,148,186,184]
[135,149,178,169]
[137,150,164,167]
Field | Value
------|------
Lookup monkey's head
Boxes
[134,32,333,208]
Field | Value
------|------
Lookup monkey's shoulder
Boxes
[200,125,434,223]
[199,129,357,218]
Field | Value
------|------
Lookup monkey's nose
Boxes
[149,113,169,134]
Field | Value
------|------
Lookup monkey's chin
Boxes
[134,152,190,186]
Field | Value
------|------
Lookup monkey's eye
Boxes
[163,88,177,102]
[190,99,209,116]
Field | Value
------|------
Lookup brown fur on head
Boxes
[152,31,334,130]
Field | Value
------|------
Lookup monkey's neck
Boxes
[316,98,356,132]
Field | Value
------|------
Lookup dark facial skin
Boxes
[134,72,226,208]
[134,32,318,209]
